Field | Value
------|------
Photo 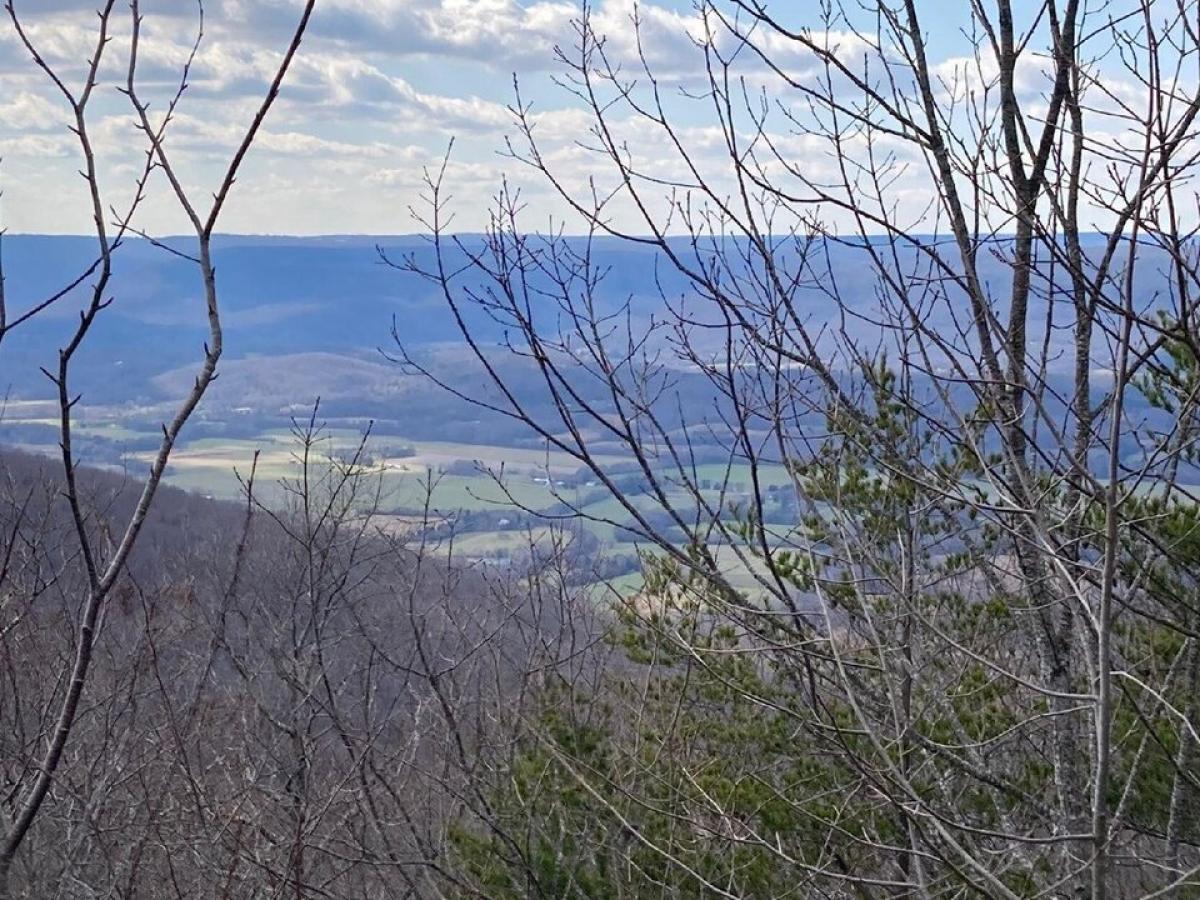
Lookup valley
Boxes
[0,400,790,597]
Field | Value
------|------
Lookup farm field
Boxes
[118,432,574,505]
[2,414,797,598]
[136,430,621,500]
[1,416,149,443]
[134,428,792,510]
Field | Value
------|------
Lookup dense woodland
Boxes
[0,441,599,897]
[7,0,1200,897]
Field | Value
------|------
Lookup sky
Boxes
[0,0,1140,236]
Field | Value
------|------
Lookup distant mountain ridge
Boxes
[0,233,1181,482]
[0,231,1151,407]
[2,233,682,401]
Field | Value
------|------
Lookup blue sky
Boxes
[0,0,1134,235]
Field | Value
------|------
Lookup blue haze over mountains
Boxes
[0,233,1160,438]
[5,235,511,400]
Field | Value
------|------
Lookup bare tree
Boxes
[0,2,314,893]
[402,0,1200,894]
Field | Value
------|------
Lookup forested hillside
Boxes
[5,0,1200,897]
[0,444,597,897]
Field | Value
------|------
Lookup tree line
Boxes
[6,0,1200,896]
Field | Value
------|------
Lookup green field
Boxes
[1,418,149,442]
[383,471,564,512]
[54,425,797,600]
[676,462,796,490]
[144,428,790,506]
[0,416,819,603]
[445,527,559,555]
[142,431,614,502]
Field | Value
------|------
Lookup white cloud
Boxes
[0,0,1180,240]
[0,88,68,131]
[222,0,577,70]
[0,133,74,157]
[292,55,513,131]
